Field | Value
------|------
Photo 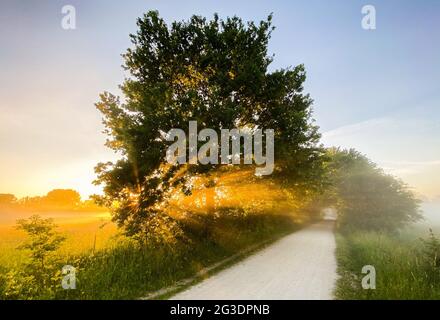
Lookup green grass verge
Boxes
[335,228,440,300]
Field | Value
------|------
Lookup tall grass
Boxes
[335,228,440,299]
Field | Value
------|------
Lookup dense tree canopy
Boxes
[94,11,325,238]
[325,148,422,232]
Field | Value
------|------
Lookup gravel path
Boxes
[171,220,337,300]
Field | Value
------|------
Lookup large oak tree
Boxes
[94,11,324,239]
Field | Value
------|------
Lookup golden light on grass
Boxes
[0,211,118,269]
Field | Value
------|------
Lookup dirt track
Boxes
[171,220,337,300]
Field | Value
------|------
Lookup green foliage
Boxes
[94,11,324,239]
[325,148,421,232]
[16,215,66,269]
[1,270,39,300]
[6,215,67,299]
[336,229,440,299]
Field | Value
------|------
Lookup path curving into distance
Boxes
[171,220,337,300]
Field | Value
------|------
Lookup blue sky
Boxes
[1,0,439,199]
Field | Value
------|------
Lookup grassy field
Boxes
[0,211,117,270]
[0,209,304,299]
[335,201,440,300]
[335,222,440,299]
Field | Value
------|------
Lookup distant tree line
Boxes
[0,189,105,212]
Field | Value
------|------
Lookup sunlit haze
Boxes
[1,0,439,199]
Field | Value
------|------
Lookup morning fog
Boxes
[166,121,274,175]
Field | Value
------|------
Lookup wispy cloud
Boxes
[322,117,393,139]
[320,116,440,199]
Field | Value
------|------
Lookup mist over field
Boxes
[417,201,440,232]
